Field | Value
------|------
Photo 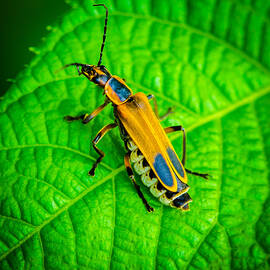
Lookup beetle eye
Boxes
[82,66,87,73]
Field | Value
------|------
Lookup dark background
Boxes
[0,0,69,96]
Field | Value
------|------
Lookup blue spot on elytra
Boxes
[154,154,174,187]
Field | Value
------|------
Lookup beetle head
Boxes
[64,63,112,87]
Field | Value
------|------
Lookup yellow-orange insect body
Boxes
[64,4,209,212]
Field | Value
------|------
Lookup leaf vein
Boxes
[0,144,113,171]
[185,222,218,269]
[109,177,116,269]
[16,172,70,200]
[112,11,270,75]
[153,206,163,270]
[0,165,125,261]
[0,214,35,228]
[38,232,45,270]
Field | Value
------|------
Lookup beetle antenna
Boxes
[56,63,89,75]
[93,4,108,66]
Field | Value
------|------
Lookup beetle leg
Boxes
[159,107,174,121]
[147,94,173,120]
[89,123,117,176]
[124,153,154,212]
[185,169,209,179]
[165,126,210,179]
[64,98,110,124]
[147,94,159,117]
[164,125,186,166]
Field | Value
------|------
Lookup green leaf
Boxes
[0,0,270,269]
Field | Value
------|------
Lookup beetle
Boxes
[63,4,209,212]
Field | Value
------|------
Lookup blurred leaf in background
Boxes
[0,0,270,269]
[0,0,69,95]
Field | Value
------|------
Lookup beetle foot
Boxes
[88,170,95,176]
[64,115,83,122]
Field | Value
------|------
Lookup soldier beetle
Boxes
[64,4,209,212]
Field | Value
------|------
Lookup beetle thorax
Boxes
[104,76,133,105]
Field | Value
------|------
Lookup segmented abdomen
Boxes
[126,139,191,211]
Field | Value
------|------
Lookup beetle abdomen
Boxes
[127,139,191,211]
